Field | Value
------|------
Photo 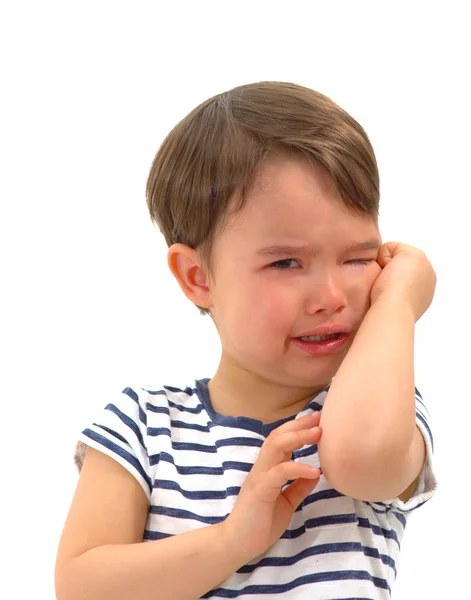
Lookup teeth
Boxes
[300,333,341,341]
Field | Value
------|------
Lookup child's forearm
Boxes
[318,295,417,499]
[55,522,243,600]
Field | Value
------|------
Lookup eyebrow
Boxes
[256,239,382,257]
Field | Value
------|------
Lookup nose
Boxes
[305,272,347,315]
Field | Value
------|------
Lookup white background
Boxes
[1,1,468,598]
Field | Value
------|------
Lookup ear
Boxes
[167,244,213,309]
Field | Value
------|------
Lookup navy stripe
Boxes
[416,407,429,429]
[150,451,212,471]
[150,451,223,471]
[362,545,396,575]
[216,437,263,448]
[104,404,147,452]
[392,497,429,514]
[149,504,228,525]
[164,384,197,396]
[416,397,430,418]
[365,501,403,518]
[168,399,204,414]
[147,426,171,437]
[358,517,400,547]
[303,488,343,506]
[416,404,430,423]
[145,385,197,398]
[236,542,396,576]
[146,400,203,416]
[364,501,414,523]
[416,412,434,451]
[392,511,407,527]
[151,451,253,473]
[92,423,128,445]
[281,513,357,539]
[294,444,318,459]
[172,441,217,453]
[202,570,390,597]
[143,530,173,540]
[364,502,388,514]
[82,429,152,494]
[154,479,241,500]
[122,387,147,426]
[122,387,139,403]
[146,404,170,416]
[306,514,358,528]
[294,487,344,513]
[220,460,253,472]
[144,389,167,397]
[281,523,307,539]
[170,420,210,433]
[306,401,324,412]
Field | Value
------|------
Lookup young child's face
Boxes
[207,157,382,388]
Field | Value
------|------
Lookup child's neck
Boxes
[207,359,330,424]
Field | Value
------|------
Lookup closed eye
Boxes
[347,259,375,266]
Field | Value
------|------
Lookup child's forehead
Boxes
[250,156,333,195]
[229,183,370,234]
[221,158,379,242]
[238,159,344,218]
[223,210,380,253]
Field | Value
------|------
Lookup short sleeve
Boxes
[374,386,437,513]
[76,386,153,502]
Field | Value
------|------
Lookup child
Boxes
[55,81,437,600]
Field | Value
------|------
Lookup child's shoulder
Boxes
[117,377,211,426]
[74,378,208,472]
[137,377,207,411]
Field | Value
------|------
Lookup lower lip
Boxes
[292,333,350,355]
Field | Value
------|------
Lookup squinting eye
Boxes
[348,259,375,266]
[268,259,300,269]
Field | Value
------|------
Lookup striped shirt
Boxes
[79,378,436,599]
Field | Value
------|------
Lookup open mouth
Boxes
[297,332,345,342]
[293,332,349,355]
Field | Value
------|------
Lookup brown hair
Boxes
[146,81,380,316]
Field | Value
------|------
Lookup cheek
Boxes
[231,278,295,335]
[252,278,297,312]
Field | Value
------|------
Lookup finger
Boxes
[257,462,321,502]
[377,243,393,267]
[253,412,320,471]
[378,241,410,267]
[254,426,322,473]
[272,412,321,436]
[282,476,321,511]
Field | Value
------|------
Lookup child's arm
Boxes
[56,414,323,600]
[317,242,436,502]
[55,447,243,600]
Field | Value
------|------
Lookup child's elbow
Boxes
[318,440,408,502]
[55,560,74,600]
[55,555,88,600]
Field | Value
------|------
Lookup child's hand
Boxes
[370,242,437,322]
[220,413,322,563]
